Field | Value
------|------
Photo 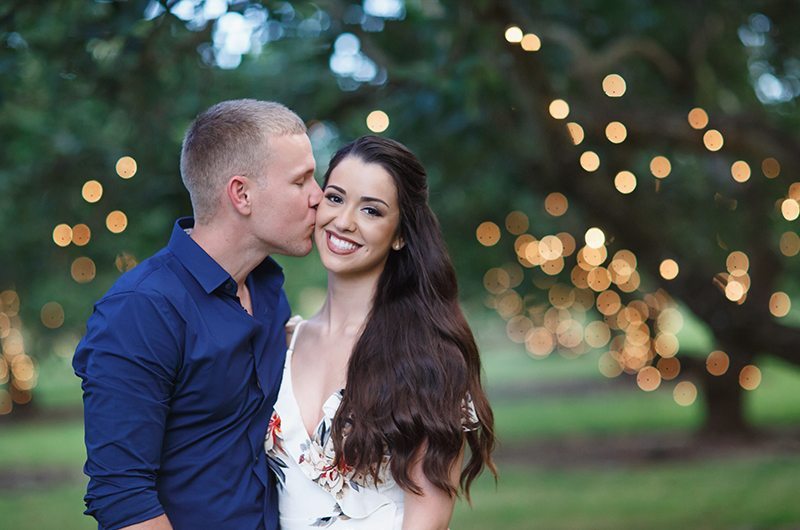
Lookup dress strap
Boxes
[287,319,305,354]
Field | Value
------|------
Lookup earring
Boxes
[393,241,402,250]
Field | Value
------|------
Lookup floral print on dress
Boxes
[461,392,481,432]
[265,410,288,486]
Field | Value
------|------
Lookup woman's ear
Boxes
[392,237,405,251]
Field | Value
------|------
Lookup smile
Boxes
[326,231,362,255]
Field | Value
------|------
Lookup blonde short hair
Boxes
[180,99,306,224]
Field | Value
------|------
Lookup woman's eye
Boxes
[363,207,382,217]
[325,193,343,204]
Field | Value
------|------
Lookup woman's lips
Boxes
[326,230,362,255]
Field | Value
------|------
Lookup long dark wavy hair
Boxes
[326,135,496,498]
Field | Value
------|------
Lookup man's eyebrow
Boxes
[326,185,389,207]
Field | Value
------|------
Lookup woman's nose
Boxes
[333,207,356,232]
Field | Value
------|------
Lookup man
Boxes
[73,99,322,529]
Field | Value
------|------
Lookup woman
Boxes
[265,135,496,529]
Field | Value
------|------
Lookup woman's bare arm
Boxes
[401,442,464,530]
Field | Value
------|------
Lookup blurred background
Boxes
[1,1,800,528]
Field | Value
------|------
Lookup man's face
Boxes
[250,133,322,257]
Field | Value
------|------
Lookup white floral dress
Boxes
[265,321,480,529]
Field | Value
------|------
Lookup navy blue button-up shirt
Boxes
[73,218,289,530]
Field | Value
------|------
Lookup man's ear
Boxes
[226,175,251,215]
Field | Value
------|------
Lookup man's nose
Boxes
[309,180,323,208]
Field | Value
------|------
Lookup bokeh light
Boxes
[761,157,781,178]
[116,156,137,179]
[659,259,679,280]
[657,357,680,380]
[636,366,661,391]
[769,291,791,317]
[476,221,501,246]
[687,107,709,129]
[730,161,751,183]
[654,333,679,358]
[0,290,19,317]
[706,350,730,376]
[779,231,800,256]
[596,290,621,316]
[520,33,541,51]
[549,99,570,120]
[781,199,799,221]
[40,302,65,329]
[580,151,600,172]
[115,252,139,273]
[726,251,749,276]
[566,122,584,145]
[72,223,91,246]
[602,74,626,97]
[703,129,724,151]
[673,381,697,406]
[366,110,390,133]
[614,170,637,194]
[525,327,555,358]
[544,192,568,217]
[557,232,577,257]
[53,224,73,247]
[605,121,627,144]
[739,365,762,390]
[71,257,97,283]
[650,156,671,178]
[82,180,104,203]
[538,235,564,260]
[484,268,510,294]
[504,26,523,43]
[584,227,605,249]
[106,210,129,234]
[505,211,529,235]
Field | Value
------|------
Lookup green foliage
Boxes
[1,0,798,428]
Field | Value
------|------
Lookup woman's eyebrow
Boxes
[361,195,389,207]
[327,185,389,207]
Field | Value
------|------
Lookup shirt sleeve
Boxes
[73,291,182,530]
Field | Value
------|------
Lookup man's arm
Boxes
[74,292,181,530]
[120,514,173,530]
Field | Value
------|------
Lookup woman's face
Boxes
[315,156,403,277]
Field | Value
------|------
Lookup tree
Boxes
[1,0,798,434]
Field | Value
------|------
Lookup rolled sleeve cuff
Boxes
[86,487,165,530]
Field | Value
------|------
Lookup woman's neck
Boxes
[313,270,379,338]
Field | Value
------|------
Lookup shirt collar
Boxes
[168,217,284,295]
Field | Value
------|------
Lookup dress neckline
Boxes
[286,320,344,440]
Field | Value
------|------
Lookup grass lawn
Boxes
[453,453,800,530]
[1,329,799,529]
